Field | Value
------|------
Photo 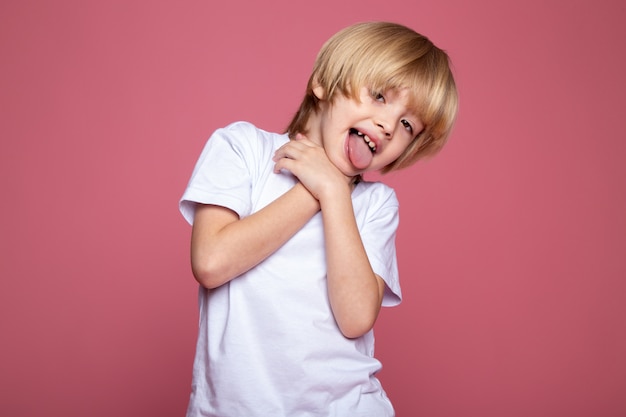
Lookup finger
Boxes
[294,134,310,143]
[273,140,308,161]
[273,155,297,174]
[293,134,318,148]
[272,146,294,162]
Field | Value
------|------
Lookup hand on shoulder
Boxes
[273,133,355,201]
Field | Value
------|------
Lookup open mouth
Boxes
[350,128,376,153]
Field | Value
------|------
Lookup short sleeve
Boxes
[358,185,402,307]
[179,122,259,224]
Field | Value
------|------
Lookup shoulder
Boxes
[217,121,285,142]
[353,180,399,209]
[211,121,288,152]
[219,120,262,136]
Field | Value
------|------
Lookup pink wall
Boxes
[1,1,625,416]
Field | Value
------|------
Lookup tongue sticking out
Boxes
[347,134,373,169]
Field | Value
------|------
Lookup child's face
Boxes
[309,86,423,177]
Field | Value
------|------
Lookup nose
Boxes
[374,116,393,138]
[374,109,395,138]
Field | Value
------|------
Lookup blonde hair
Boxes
[286,21,458,173]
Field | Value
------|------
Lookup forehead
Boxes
[386,87,423,122]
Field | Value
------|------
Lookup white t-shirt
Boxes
[180,122,402,417]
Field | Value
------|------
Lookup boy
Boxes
[180,21,458,417]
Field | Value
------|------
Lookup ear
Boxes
[312,83,326,100]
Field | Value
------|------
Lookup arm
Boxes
[319,182,386,339]
[191,182,319,288]
[273,138,385,338]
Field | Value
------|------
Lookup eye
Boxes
[371,90,385,103]
[401,119,413,134]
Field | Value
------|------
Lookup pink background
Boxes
[1,1,625,416]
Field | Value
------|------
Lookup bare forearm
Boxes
[320,187,384,338]
[191,183,319,288]
[271,135,385,337]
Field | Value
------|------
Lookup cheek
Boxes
[392,140,412,159]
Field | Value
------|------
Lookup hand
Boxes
[273,133,354,201]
